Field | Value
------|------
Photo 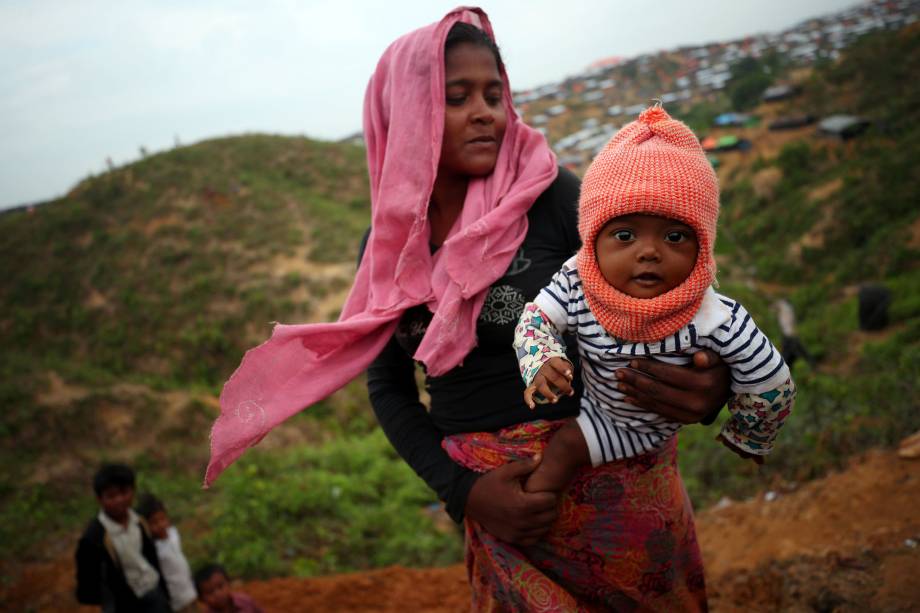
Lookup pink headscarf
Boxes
[205,7,557,485]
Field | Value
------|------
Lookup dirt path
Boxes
[4,450,919,612]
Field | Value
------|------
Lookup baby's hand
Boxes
[716,433,765,465]
[524,357,574,408]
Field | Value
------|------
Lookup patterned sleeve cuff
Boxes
[720,378,796,456]
[514,302,569,388]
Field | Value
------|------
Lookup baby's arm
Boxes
[720,377,796,461]
[514,302,573,405]
[514,302,588,492]
[705,300,797,461]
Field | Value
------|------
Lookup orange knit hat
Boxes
[575,105,720,342]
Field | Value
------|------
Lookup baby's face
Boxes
[595,214,698,299]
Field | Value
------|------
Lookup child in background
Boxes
[137,494,198,613]
[514,105,796,492]
[194,564,264,613]
[75,463,171,612]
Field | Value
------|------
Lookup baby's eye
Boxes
[664,231,687,243]
[613,229,634,241]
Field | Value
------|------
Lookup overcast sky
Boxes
[0,0,860,209]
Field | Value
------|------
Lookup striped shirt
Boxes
[522,256,791,466]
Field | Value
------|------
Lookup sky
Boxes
[0,0,860,210]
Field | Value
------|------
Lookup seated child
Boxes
[194,564,264,613]
[75,463,171,612]
[513,105,796,492]
[137,494,198,613]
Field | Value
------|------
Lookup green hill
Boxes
[1,134,369,391]
[0,26,918,588]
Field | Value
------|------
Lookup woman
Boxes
[208,7,728,610]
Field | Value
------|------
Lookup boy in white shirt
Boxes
[138,494,198,613]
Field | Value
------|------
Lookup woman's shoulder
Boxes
[529,166,580,218]
[528,166,581,247]
[534,166,580,209]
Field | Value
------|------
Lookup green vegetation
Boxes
[197,430,461,578]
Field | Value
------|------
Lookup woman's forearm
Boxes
[367,336,478,522]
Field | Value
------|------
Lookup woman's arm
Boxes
[368,336,479,523]
[614,350,732,424]
[369,336,559,542]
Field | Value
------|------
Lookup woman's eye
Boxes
[665,231,686,243]
[613,230,633,241]
[446,96,466,106]
[486,95,502,106]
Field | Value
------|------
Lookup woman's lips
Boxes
[467,136,496,147]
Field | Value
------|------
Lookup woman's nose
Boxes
[470,96,494,124]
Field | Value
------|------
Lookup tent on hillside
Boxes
[818,114,871,140]
[768,114,816,131]
[713,112,755,127]
[701,134,751,153]
[762,84,800,102]
[716,135,740,150]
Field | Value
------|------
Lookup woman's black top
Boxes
[365,167,583,522]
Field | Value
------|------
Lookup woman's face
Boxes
[438,42,507,179]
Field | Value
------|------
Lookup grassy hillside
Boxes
[0,134,369,391]
[1,26,918,587]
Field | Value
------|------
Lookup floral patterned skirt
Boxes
[443,420,708,612]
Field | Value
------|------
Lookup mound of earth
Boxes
[3,449,918,612]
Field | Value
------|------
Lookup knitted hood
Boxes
[575,105,719,342]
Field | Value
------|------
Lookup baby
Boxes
[514,105,795,492]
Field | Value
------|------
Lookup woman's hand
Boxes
[614,349,731,424]
[465,455,558,546]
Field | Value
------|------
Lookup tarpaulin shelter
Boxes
[818,114,870,140]
[713,112,756,127]
[768,114,816,130]
[762,84,799,102]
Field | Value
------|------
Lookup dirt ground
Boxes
[4,449,919,612]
